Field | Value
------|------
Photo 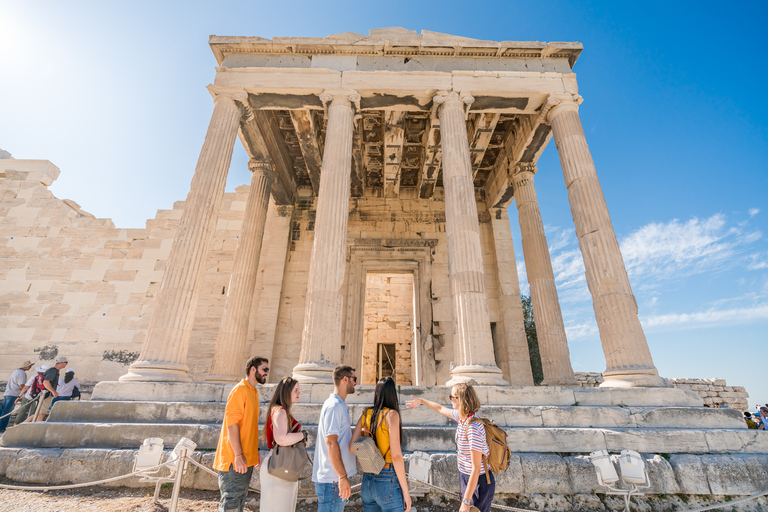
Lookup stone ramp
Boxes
[46,400,747,429]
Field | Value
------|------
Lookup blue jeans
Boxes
[0,395,18,431]
[217,464,254,512]
[315,481,349,512]
[362,467,405,512]
[50,395,71,408]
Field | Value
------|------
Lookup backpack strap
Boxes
[464,417,491,484]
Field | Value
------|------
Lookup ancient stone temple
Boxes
[109,27,662,389]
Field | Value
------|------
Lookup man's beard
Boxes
[255,372,267,385]
[347,382,355,394]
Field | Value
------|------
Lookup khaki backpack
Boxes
[465,417,511,484]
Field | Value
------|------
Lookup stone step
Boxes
[3,421,766,455]
[91,381,704,407]
[47,400,746,430]
[4,447,767,496]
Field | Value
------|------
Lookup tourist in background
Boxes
[350,376,411,512]
[407,383,495,512]
[744,412,759,429]
[313,365,358,512]
[260,376,306,512]
[213,356,269,512]
[759,407,768,431]
[13,365,48,425]
[0,360,33,432]
[27,356,68,422]
[51,369,81,408]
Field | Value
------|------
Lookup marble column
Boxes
[436,91,507,386]
[512,163,577,386]
[546,95,665,387]
[292,90,359,383]
[206,160,275,382]
[121,90,248,382]
[489,207,534,385]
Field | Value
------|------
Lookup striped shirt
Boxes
[452,410,490,475]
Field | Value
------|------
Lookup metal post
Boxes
[169,451,185,512]
[153,480,162,504]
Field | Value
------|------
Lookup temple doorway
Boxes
[361,273,416,385]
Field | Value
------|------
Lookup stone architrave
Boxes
[206,160,275,382]
[489,207,534,385]
[120,89,249,382]
[546,94,665,388]
[292,90,360,383]
[512,164,577,386]
[436,91,507,386]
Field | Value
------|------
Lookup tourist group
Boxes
[213,356,498,512]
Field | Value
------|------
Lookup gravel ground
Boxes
[0,487,460,512]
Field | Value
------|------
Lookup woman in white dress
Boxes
[260,376,306,512]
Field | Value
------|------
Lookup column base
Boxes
[540,377,580,387]
[446,365,509,386]
[119,361,192,383]
[292,362,336,384]
[600,368,669,388]
[205,373,240,383]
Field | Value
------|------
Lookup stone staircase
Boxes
[1,381,767,497]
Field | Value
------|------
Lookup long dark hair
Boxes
[263,376,298,440]
[366,377,402,449]
[64,371,74,384]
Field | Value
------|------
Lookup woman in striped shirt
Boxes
[406,383,494,512]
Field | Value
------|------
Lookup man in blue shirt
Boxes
[312,365,357,512]
[0,360,33,432]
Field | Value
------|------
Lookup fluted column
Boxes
[206,160,275,382]
[437,91,507,386]
[121,89,249,382]
[292,90,359,383]
[512,164,577,386]
[489,207,534,385]
[546,95,665,387]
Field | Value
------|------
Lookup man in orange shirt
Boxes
[214,356,269,512]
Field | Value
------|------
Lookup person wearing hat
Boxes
[51,369,80,408]
[0,360,34,432]
[29,356,68,422]
[14,364,49,425]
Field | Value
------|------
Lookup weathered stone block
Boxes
[520,453,571,494]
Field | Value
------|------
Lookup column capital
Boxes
[511,161,537,178]
[248,159,276,181]
[320,89,361,115]
[206,85,254,121]
[542,93,583,124]
[433,90,474,117]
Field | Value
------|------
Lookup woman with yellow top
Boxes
[350,377,411,512]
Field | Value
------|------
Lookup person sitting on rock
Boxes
[51,368,80,409]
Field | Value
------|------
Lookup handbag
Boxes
[267,410,311,482]
[267,440,311,482]
[353,411,390,474]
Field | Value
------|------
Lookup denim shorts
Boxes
[361,467,405,512]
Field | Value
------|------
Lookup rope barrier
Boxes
[0,460,177,491]
[0,394,42,422]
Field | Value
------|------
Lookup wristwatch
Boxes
[462,498,470,506]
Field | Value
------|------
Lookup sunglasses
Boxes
[449,395,458,400]
[348,376,357,382]
[260,367,270,373]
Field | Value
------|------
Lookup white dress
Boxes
[259,451,299,512]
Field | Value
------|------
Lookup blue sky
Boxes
[2,1,766,406]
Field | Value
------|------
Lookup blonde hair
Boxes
[452,383,481,417]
